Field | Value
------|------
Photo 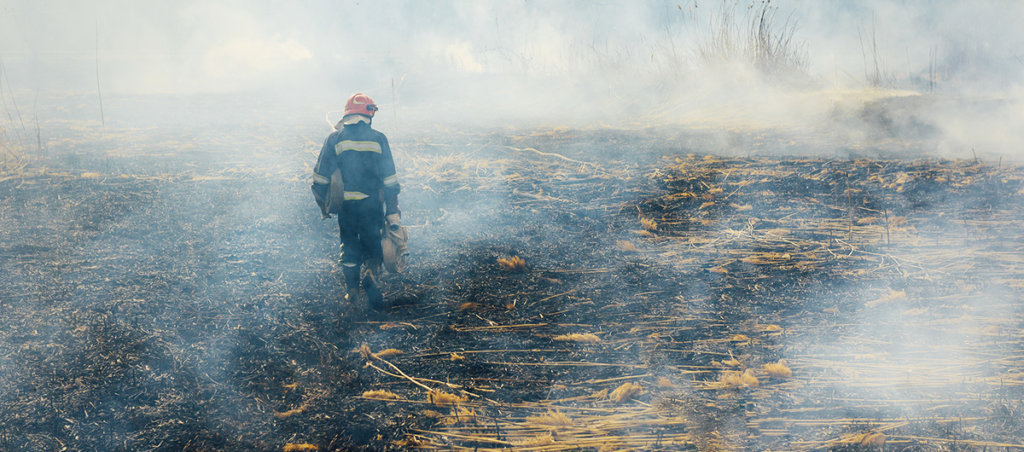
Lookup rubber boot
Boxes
[342,265,361,303]
[363,268,384,311]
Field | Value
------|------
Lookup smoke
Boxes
[0,0,1020,150]
[2,1,1024,448]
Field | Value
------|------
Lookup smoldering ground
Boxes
[3,0,1024,450]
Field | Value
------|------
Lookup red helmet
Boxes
[344,93,378,117]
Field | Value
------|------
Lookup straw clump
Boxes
[525,410,573,426]
[655,376,676,388]
[616,240,639,252]
[763,360,792,378]
[608,382,642,402]
[421,409,445,419]
[356,343,374,361]
[441,406,478,425]
[714,370,760,389]
[719,356,741,367]
[362,390,400,400]
[274,404,308,419]
[498,255,526,271]
[375,348,403,358]
[640,217,658,231]
[428,390,468,406]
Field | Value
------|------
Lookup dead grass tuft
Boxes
[441,406,478,425]
[274,404,308,419]
[497,255,526,272]
[375,348,403,358]
[713,370,760,389]
[640,217,658,231]
[608,382,642,403]
[763,360,792,378]
[525,410,573,427]
[655,376,676,388]
[616,240,639,252]
[361,390,400,400]
[391,437,421,448]
[730,334,751,342]
[421,409,444,418]
[355,343,374,361]
[720,356,741,367]
[428,390,468,406]
[553,333,601,343]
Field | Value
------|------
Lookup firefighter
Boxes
[311,93,400,310]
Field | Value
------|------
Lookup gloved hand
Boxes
[385,213,401,230]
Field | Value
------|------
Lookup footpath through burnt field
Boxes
[1,126,1023,450]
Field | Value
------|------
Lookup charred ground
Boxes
[1,125,1023,450]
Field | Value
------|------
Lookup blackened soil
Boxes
[1,128,1023,450]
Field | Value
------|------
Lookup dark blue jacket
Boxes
[312,121,400,214]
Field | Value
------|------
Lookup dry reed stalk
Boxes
[454,322,548,332]
[838,431,886,447]
[514,433,555,447]
[482,360,647,369]
[410,429,514,446]
[552,333,601,343]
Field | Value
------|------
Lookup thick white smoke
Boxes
[1,0,1021,157]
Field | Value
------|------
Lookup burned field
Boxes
[1,127,1023,450]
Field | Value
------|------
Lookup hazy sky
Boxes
[1,1,1022,137]
[3,1,1021,91]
